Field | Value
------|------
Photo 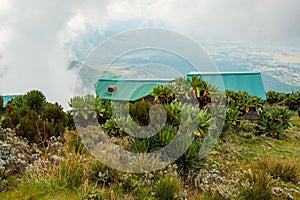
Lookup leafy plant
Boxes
[23,90,47,114]
[226,90,263,114]
[154,176,181,200]
[223,108,242,132]
[101,118,123,137]
[16,110,41,143]
[158,125,177,147]
[266,90,286,106]
[257,106,293,138]
[1,104,20,129]
[150,85,175,104]
[239,171,274,200]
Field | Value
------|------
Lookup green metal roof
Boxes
[2,95,20,107]
[95,79,172,101]
[187,72,266,99]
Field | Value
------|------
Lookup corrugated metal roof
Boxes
[187,72,266,99]
[95,79,171,101]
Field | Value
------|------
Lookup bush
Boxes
[1,104,20,129]
[23,90,46,114]
[257,106,293,138]
[101,118,123,137]
[223,108,242,132]
[239,171,274,200]
[258,157,299,184]
[154,176,181,200]
[16,110,41,143]
[41,104,67,126]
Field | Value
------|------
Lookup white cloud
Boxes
[0,0,299,107]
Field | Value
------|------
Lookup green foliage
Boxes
[239,171,274,200]
[226,90,263,114]
[130,136,158,153]
[94,97,112,124]
[129,100,151,126]
[57,156,88,189]
[150,85,175,104]
[284,91,300,110]
[16,110,41,143]
[69,95,97,127]
[257,106,293,138]
[266,90,300,111]
[266,90,286,106]
[169,77,192,103]
[41,104,67,126]
[174,141,201,174]
[154,176,180,200]
[23,90,47,114]
[1,104,20,129]
[16,105,68,144]
[165,101,181,127]
[223,108,242,132]
[101,118,123,137]
[258,157,299,184]
[158,125,177,147]
[88,160,119,187]
[197,110,212,137]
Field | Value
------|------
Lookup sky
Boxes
[0,0,299,108]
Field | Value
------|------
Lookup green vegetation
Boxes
[0,80,300,199]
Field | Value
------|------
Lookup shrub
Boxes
[41,104,67,126]
[16,110,41,143]
[1,104,20,129]
[223,108,242,132]
[129,100,177,128]
[69,95,98,127]
[266,90,286,106]
[165,101,181,127]
[158,125,177,147]
[130,136,158,153]
[23,90,47,114]
[258,157,299,184]
[94,97,112,124]
[101,118,123,137]
[154,176,181,200]
[284,91,300,110]
[226,90,263,114]
[257,106,293,138]
[173,140,201,174]
[129,100,151,126]
[239,171,274,200]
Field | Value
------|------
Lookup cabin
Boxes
[94,72,266,101]
[94,79,172,101]
[187,72,266,100]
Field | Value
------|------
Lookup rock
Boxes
[287,193,293,200]
[50,155,63,164]
[273,187,283,195]
[290,188,299,193]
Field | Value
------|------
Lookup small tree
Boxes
[16,110,41,143]
[1,104,20,129]
[23,90,46,114]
